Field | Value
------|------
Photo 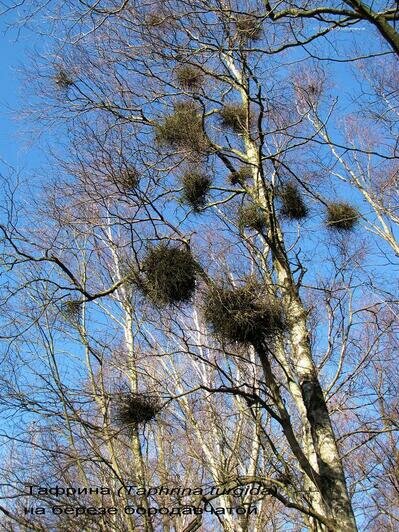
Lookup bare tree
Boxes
[0,1,398,531]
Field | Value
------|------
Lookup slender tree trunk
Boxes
[285,292,357,531]
[243,130,357,530]
[124,305,155,532]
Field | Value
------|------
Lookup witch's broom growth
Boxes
[54,68,74,88]
[238,203,267,232]
[140,243,198,306]
[219,104,248,133]
[279,183,309,220]
[235,13,263,42]
[61,299,82,324]
[326,202,360,231]
[112,392,161,428]
[155,102,209,153]
[181,171,211,212]
[202,277,285,345]
[112,167,140,191]
[175,65,204,90]
[229,165,253,186]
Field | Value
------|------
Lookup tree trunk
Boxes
[242,130,357,530]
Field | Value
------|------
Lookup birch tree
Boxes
[0,1,398,531]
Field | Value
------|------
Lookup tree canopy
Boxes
[0,1,398,531]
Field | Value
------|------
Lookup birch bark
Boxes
[223,57,358,529]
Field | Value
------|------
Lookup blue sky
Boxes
[0,21,23,166]
[0,11,396,529]
[0,18,44,172]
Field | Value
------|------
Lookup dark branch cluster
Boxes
[155,102,208,153]
[141,243,198,306]
[326,202,360,231]
[229,165,253,185]
[181,171,211,212]
[54,68,74,88]
[202,278,285,344]
[112,391,161,427]
[219,104,248,133]
[112,167,140,191]
[146,13,166,27]
[60,299,82,324]
[279,183,309,220]
[235,13,263,42]
[238,203,267,232]
[175,65,204,90]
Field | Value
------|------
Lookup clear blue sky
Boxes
[0,18,44,171]
[0,9,396,530]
